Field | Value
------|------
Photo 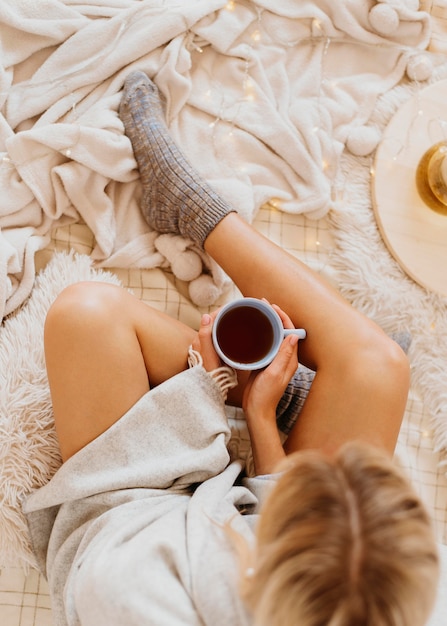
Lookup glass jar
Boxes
[415,141,447,216]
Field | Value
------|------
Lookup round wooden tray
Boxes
[372,79,447,297]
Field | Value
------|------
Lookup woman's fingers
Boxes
[191,313,222,371]
[261,298,295,330]
[243,333,300,419]
[271,303,295,330]
[267,334,300,385]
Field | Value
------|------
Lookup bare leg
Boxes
[118,71,409,455]
[204,213,410,455]
[44,281,196,461]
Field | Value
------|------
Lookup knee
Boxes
[371,331,410,385]
[353,329,411,401]
[44,281,123,340]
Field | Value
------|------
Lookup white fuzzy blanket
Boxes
[0,0,432,319]
[0,252,123,570]
[330,62,447,467]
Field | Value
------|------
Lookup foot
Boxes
[119,71,235,248]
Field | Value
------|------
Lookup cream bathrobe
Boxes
[21,356,447,626]
[23,364,275,626]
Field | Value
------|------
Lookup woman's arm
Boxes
[242,333,299,475]
[192,304,301,476]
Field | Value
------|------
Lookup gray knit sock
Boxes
[119,71,235,247]
[276,330,412,436]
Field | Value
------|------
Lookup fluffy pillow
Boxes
[0,252,122,570]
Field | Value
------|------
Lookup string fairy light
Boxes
[1,154,15,174]
[243,77,256,101]
[312,18,323,37]
[191,0,436,211]
[267,199,282,210]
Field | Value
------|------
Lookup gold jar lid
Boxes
[415,141,447,216]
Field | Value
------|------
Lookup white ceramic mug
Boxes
[212,297,306,370]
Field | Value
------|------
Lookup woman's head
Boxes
[244,442,439,626]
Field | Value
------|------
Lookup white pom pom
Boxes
[406,54,433,81]
[346,126,381,157]
[369,4,400,35]
[170,250,202,282]
[189,275,222,307]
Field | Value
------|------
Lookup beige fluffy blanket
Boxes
[0,0,432,318]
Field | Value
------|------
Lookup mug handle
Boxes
[284,328,306,339]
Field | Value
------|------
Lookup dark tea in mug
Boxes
[215,305,274,364]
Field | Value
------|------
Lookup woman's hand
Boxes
[242,304,299,424]
[190,312,222,372]
[242,304,301,475]
[191,302,302,475]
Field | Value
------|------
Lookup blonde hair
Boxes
[242,442,439,626]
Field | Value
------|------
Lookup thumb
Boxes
[197,313,221,371]
[273,334,299,379]
[197,313,214,349]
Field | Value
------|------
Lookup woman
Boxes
[23,72,439,626]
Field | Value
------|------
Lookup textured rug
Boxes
[0,252,123,570]
[329,63,447,466]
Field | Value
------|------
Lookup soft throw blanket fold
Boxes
[23,364,261,626]
[0,0,432,318]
